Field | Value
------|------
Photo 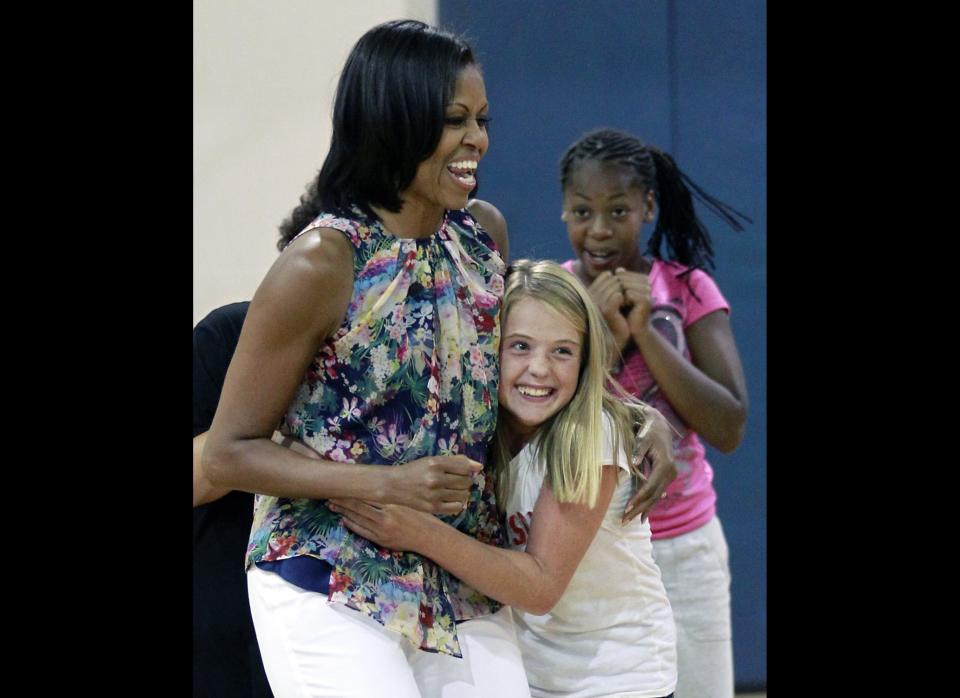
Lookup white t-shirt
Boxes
[502,414,677,698]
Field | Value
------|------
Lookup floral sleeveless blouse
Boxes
[245,205,506,657]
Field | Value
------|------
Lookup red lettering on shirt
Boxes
[508,511,533,546]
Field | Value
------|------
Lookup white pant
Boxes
[651,516,733,698]
[247,565,531,698]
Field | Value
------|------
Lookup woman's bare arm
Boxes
[202,228,480,513]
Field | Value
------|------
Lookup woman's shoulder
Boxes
[291,208,377,249]
[274,226,355,291]
[241,226,356,351]
[464,199,508,258]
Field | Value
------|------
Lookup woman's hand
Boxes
[622,404,678,524]
[385,456,484,514]
[273,434,482,515]
[328,499,436,552]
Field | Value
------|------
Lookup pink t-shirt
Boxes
[562,259,729,539]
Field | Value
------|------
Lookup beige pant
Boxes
[652,516,734,698]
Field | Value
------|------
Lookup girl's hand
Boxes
[587,271,630,350]
[328,499,435,552]
[615,269,653,339]
[622,405,678,524]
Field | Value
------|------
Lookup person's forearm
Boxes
[333,471,616,612]
[193,431,231,507]
[632,326,745,450]
[194,431,312,507]
[411,517,564,615]
[203,435,394,502]
[194,471,231,507]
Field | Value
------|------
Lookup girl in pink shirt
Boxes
[559,128,750,698]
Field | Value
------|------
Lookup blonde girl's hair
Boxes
[492,259,649,508]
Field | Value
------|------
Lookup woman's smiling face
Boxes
[402,64,490,217]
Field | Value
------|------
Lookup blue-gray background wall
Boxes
[438,0,766,689]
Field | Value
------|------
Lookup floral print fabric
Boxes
[245,206,506,657]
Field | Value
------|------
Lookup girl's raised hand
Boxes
[614,268,653,338]
[587,271,630,351]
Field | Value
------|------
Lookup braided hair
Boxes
[559,128,750,275]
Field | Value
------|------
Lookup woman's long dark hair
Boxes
[278,20,476,250]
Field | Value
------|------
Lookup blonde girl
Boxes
[333,259,677,698]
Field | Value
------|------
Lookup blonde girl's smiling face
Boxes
[498,296,583,444]
[563,159,656,280]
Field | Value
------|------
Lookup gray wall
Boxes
[438,0,767,688]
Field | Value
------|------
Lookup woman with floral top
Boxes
[202,20,530,698]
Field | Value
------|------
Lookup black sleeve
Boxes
[193,301,250,437]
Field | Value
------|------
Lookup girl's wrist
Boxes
[631,319,656,346]
[411,512,441,555]
[607,318,630,350]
